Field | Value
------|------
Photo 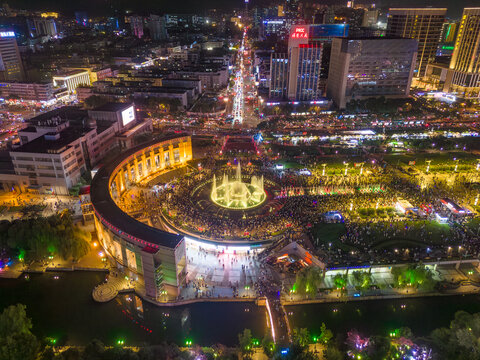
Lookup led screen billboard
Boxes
[121,106,135,126]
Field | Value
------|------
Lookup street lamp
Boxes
[360,162,364,175]
[343,162,349,176]
[426,160,431,174]
[476,159,480,171]
[454,158,459,172]
[322,164,326,176]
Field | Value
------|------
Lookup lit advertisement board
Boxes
[121,106,135,126]
[290,26,308,39]
[288,25,310,48]
[0,31,15,38]
[309,24,349,39]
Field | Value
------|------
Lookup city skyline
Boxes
[10,0,480,16]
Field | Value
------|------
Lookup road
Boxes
[230,28,261,129]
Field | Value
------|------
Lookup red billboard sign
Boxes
[291,26,308,39]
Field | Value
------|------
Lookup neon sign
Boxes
[291,27,308,39]
[0,31,15,38]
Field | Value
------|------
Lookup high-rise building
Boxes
[75,11,88,27]
[444,8,480,97]
[0,31,24,81]
[327,37,417,109]
[268,24,348,100]
[437,21,459,57]
[386,8,446,78]
[442,21,459,43]
[147,15,167,41]
[269,53,289,99]
[33,18,57,37]
[287,25,323,100]
[362,9,379,28]
[129,16,144,39]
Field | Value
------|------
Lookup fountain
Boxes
[211,162,266,209]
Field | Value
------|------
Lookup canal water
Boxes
[0,271,266,347]
[2,271,480,346]
[288,294,480,338]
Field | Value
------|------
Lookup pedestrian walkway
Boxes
[92,274,132,302]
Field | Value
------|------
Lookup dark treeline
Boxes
[0,212,91,263]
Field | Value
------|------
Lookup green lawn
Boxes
[383,152,478,173]
[370,220,452,249]
[311,222,356,252]
[311,220,454,252]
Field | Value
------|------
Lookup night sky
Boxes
[9,0,479,17]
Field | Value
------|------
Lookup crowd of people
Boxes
[114,154,480,267]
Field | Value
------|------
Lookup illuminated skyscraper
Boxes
[268,24,348,100]
[444,8,480,97]
[129,16,144,39]
[0,31,24,81]
[147,15,167,41]
[287,25,323,100]
[386,8,446,78]
[269,53,288,99]
[327,37,417,109]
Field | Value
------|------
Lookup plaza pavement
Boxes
[180,244,261,299]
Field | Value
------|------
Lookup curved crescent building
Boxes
[90,135,192,300]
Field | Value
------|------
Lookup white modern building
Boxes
[53,70,91,94]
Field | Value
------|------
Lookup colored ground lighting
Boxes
[116,339,125,345]
[211,162,266,209]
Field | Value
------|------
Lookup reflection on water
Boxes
[289,295,480,338]
[0,271,266,346]
[6,271,478,346]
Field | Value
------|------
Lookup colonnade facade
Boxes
[92,136,192,300]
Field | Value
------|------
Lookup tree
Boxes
[0,304,39,360]
[295,267,322,296]
[0,212,91,262]
[84,95,109,109]
[333,273,347,290]
[324,346,343,360]
[292,328,310,349]
[367,335,394,360]
[0,332,39,360]
[0,304,32,337]
[82,339,105,360]
[262,333,275,358]
[318,323,333,344]
[238,329,253,359]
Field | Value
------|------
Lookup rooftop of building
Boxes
[11,126,93,154]
[163,77,201,82]
[90,136,187,249]
[0,81,53,85]
[0,150,14,174]
[53,69,89,78]
[90,102,134,112]
[134,87,188,94]
[26,107,89,127]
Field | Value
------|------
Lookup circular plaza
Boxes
[89,135,282,302]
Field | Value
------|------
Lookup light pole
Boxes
[360,162,364,175]
[426,160,431,174]
[343,162,349,176]
[322,164,327,176]
[476,159,480,171]
[454,158,459,172]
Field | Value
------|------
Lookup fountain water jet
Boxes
[211,162,266,209]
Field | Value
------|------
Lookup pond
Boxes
[0,271,266,347]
